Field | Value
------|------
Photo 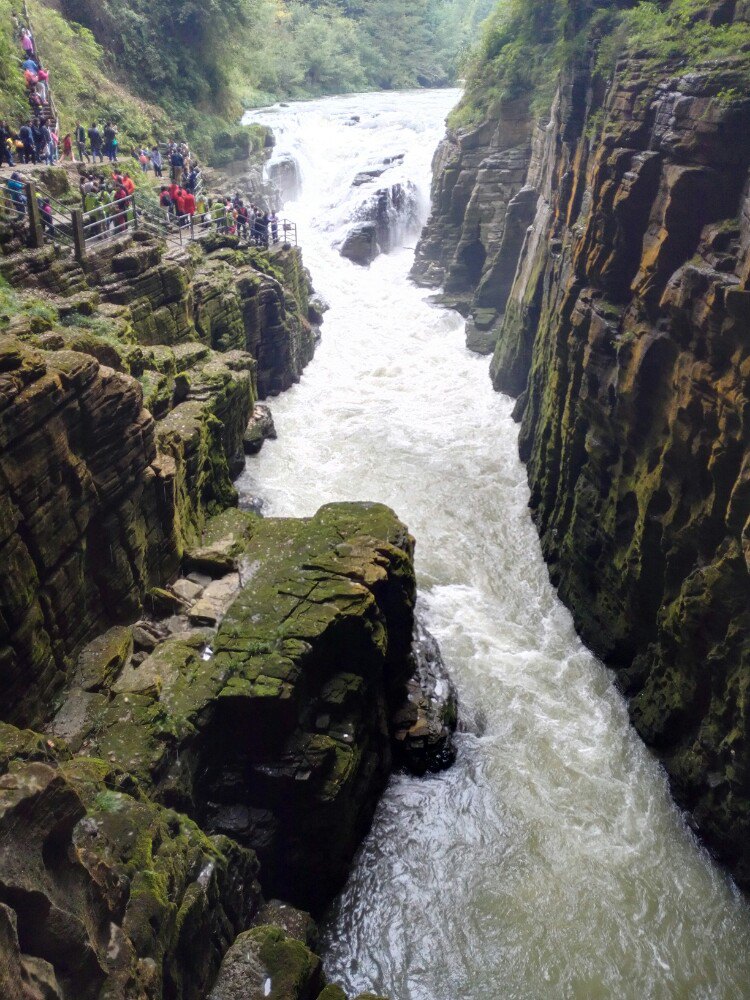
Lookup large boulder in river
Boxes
[339,223,380,266]
[353,182,420,255]
[269,155,302,202]
[46,503,418,913]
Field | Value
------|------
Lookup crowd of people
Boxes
[78,170,136,237]
[3,20,287,251]
[157,184,281,246]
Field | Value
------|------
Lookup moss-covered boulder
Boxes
[0,756,260,1000]
[46,502,416,913]
[207,925,322,1000]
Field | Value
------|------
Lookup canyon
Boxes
[1,0,749,997]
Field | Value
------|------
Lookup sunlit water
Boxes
[242,90,750,1000]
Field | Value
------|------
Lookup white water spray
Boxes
[243,90,750,1000]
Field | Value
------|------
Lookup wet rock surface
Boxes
[392,622,458,776]
[339,223,380,266]
[244,403,277,455]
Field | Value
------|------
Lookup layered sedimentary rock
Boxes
[0,221,320,730]
[419,12,750,887]
[411,97,535,350]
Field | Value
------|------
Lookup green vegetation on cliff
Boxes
[453,0,750,128]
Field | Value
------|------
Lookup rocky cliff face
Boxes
[416,9,750,887]
[410,97,536,353]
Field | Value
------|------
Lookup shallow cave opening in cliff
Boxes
[457,239,487,288]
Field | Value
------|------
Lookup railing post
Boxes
[24,182,43,248]
[71,208,86,263]
[131,194,138,233]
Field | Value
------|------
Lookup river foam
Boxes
[242,90,750,1000]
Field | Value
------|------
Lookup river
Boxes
[242,90,750,1000]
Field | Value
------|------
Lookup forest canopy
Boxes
[58,0,497,115]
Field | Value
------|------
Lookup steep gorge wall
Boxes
[0,225,318,729]
[417,11,750,886]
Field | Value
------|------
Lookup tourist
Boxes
[103,122,118,163]
[196,192,208,228]
[183,187,196,229]
[122,173,135,196]
[30,118,47,163]
[211,197,225,230]
[170,145,184,182]
[21,56,38,76]
[151,146,163,178]
[236,201,248,240]
[0,122,15,167]
[269,210,279,244]
[75,122,88,162]
[88,123,103,162]
[18,121,35,163]
[113,180,129,233]
[23,67,38,89]
[48,126,58,163]
[20,28,34,57]
[159,186,172,223]
[173,186,186,226]
[186,164,201,194]
[39,197,54,236]
[7,171,26,216]
[138,148,150,173]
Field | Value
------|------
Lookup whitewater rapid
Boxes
[242,90,750,999]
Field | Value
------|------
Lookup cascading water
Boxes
[242,91,750,999]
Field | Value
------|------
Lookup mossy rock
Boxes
[76,625,133,693]
[316,988,347,1000]
[185,507,257,575]
[208,925,322,1000]
[0,760,259,1000]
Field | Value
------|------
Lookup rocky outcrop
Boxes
[0,751,261,1000]
[0,500,421,996]
[339,224,380,267]
[411,97,534,346]
[353,182,420,255]
[0,336,256,727]
[44,503,419,912]
[0,230,319,399]
[0,219,322,730]
[422,9,750,887]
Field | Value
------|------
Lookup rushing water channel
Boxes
[242,90,750,1000]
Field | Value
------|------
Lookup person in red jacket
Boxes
[182,188,196,227]
[173,186,186,226]
[113,183,129,232]
[122,173,135,195]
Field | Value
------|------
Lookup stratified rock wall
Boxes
[0,231,320,728]
[411,98,535,351]
[0,339,174,726]
[421,16,750,885]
